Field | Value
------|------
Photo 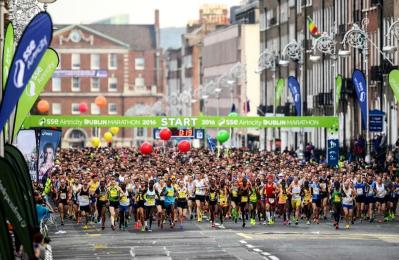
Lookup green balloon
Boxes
[216,130,230,143]
[228,112,238,117]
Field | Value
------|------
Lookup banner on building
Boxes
[352,69,368,129]
[0,158,34,258]
[335,74,343,113]
[275,78,285,106]
[388,69,399,102]
[287,76,302,116]
[53,69,107,78]
[38,129,61,181]
[2,23,15,90]
[327,128,339,168]
[0,12,53,132]
[23,115,340,129]
[13,49,59,139]
[14,130,38,181]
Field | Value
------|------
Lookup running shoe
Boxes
[219,224,225,229]
[83,225,88,230]
[306,221,310,225]
[141,226,145,232]
[345,224,350,229]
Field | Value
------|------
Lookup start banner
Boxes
[23,116,339,129]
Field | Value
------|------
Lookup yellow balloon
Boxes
[103,132,113,142]
[91,137,100,148]
[110,127,119,135]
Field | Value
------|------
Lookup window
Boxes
[71,54,80,69]
[137,128,144,137]
[91,78,100,92]
[52,78,61,92]
[91,103,100,115]
[109,53,117,69]
[108,77,117,92]
[108,103,117,115]
[91,54,100,69]
[135,76,145,90]
[135,57,145,70]
[52,103,61,115]
[71,103,80,115]
[71,77,80,92]
[92,128,100,137]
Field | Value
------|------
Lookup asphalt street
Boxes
[48,217,399,260]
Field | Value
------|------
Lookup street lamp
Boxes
[256,49,278,151]
[383,18,399,53]
[281,40,305,154]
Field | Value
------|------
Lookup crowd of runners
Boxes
[34,147,399,232]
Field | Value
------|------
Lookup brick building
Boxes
[41,11,164,148]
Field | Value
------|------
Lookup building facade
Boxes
[41,11,164,148]
[202,23,260,148]
[259,0,399,153]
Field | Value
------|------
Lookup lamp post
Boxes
[383,18,399,53]
[339,16,395,164]
[256,49,277,151]
[280,40,304,155]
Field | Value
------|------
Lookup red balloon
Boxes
[79,102,88,113]
[159,128,172,141]
[178,140,191,153]
[140,142,153,155]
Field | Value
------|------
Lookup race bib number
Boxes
[167,189,174,197]
[334,195,341,203]
[357,188,363,195]
[241,196,248,202]
[120,196,128,203]
[60,193,66,200]
[110,189,118,198]
[313,189,319,195]
[269,198,275,204]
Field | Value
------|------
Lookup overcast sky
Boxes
[47,0,241,27]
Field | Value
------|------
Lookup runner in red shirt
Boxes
[264,175,277,225]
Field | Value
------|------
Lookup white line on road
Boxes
[129,247,135,258]
[246,244,254,248]
[253,248,262,252]
[240,240,247,244]
[268,256,280,260]
[262,252,271,256]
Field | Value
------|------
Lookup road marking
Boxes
[268,256,280,260]
[240,240,247,244]
[237,232,253,239]
[94,244,106,249]
[253,248,262,252]
[87,234,101,237]
[129,247,135,258]
[262,252,271,256]
[246,244,254,248]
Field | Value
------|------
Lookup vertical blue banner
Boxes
[0,12,53,132]
[38,129,61,181]
[287,76,302,116]
[327,138,339,168]
[352,69,367,129]
[207,136,217,152]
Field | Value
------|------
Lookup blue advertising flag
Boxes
[287,76,302,116]
[0,12,53,132]
[352,69,368,129]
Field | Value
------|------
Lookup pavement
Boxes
[48,216,399,260]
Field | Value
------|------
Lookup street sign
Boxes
[369,109,385,132]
